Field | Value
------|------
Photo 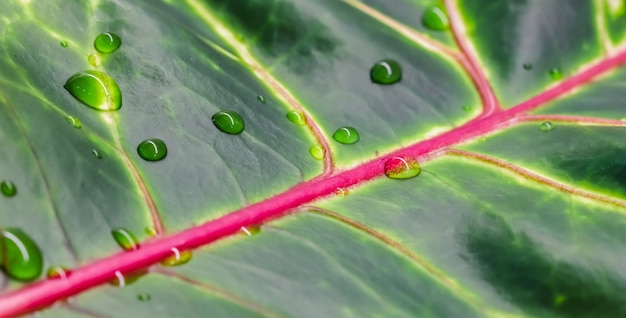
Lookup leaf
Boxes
[1,0,626,317]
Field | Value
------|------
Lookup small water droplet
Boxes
[539,121,554,132]
[370,59,402,85]
[137,293,152,302]
[92,149,103,159]
[111,228,140,251]
[64,115,82,128]
[161,248,192,267]
[286,111,307,126]
[422,6,449,31]
[462,105,472,112]
[309,145,325,160]
[1,181,17,197]
[64,70,122,111]
[256,95,266,103]
[137,138,168,161]
[384,157,421,180]
[87,53,101,66]
[333,127,359,144]
[60,41,68,48]
[109,270,146,287]
[0,228,43,281]
[523,63,532,70]
[549,68,563,80]
[47,266,71,279]
[335,188,350,197]
[94,32,122,53]
[240,226,261,236]
[212,110,245,135]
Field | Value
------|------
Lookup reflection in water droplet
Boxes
[1,181,17,197]
[94,32,122,53]
[212,110,245,135]
[384,157,421,180]
[422,6,450,31]
[65,115,82,128]
[137,138,168,161]
[523,63,532,70]
[64,70,122,111]
[137,294,152,302]
[539,121,554,132]
[256,95,266,104]
[161,248,192,267]
[335,188,349,197]
[92,149,103,159]
[60,41,68,48]
[309,145,325,161]
[111,228,140,251]
[0,228,44,281]
[240,226,261,236]
[286,111,307,126]
[370,59,402,85]
[549,68,563,80]
[333,127,359,144]
[47,266,71,279]
[88,53,101,66]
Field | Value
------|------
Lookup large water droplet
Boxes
[60,41,68,48]
[549,68,563,80]
[240,226,261,236]
[309,145,325,161]
[539,121,554,132]
[212,110,245,135]
[64,70,122,111]
[65,115,82,129]
[94,32,122,53]
[384,157,421,180]
[370,59,402,85]
[137,138,168,162]
[1,181,17,197]
[256,95,266,104]
[87,53,101,66]
[286,111,307,126]
[111,228,140,251]
[0,228,43,281]
[422,6,450,31]
[47,266,71,280]
[333,127,360,144]
[161,248,192,267]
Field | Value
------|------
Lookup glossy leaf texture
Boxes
[2,0,626,317]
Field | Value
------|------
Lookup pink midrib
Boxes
[1,47,626,318]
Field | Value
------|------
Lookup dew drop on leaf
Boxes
[0,228,43,281]
[109,270,145,287]
[212,110,245,135]
[240,225,261,236]
[161,248,192,267]
[335,188,350,197]
[309,145,325,160]
[384,157,421,180]
[256,95,266,103]
[523,63,532,70]
[111,228,140,251]
[60,41,68,48]
[286,111,307,126]
[92,149,103,159]
[539,121,554,132]
[64,70,122,111]
[137,138,168,161]
[87,53,101,66]
[370,59,402,85]
[422,6,449,31]
[94,32,122,53]
[333,127,360,144]
[0,181,17,197]
[64,115,82,129]
[47,266,71,279]
[137,294,152,302]
[549,68,563,80]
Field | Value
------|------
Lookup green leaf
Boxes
[2,0,626,317]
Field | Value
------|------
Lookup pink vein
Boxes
[517,114,626,126]
[2,31,626,318]
[444,0,501,116]
[446,149,626,210]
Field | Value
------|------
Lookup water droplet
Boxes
[47,266,71,279]
[212,110,245,135]
[256,95,266,103]
[523,63,532,70]
[549,68,563,80]
[384,157,421,180]
[539,121,554,132]
[87,53,101,66]
[286,111,307,126]
[137,138,168,162]
[370,59,402,85]
[109,270,146,287]
[462,105,472,112]
[333,127,359,144]
[0,228,43,281]
[309,145,325,160]
[0,181,17,197]
[422,6,450,31]
[64,70,122,111]
[92,149,103,159]
[240,226,261,236]
[60,41,68,48]
[111,228,140,251]
[64,115,82,128]
[161,247,192,267]
[137,293,152,302]
[94,32,122,53]
[335,188,350,197]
